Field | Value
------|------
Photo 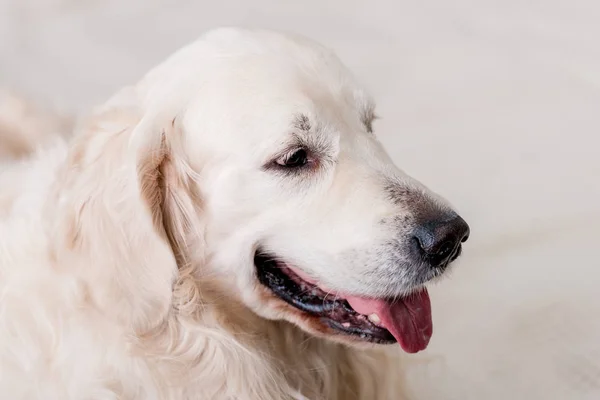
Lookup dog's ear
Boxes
[134,114,205,310]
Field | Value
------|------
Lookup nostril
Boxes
[460,226,470,243]
[436,241,455,259]
[450,244,462,261]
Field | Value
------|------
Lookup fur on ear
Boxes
[46,100,206,332]
[134,115,205,315]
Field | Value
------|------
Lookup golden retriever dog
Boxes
[0,28,470,399]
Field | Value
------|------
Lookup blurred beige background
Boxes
[1,0,599,399]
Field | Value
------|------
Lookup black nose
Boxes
[413,214,470,268]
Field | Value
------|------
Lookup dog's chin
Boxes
[252,251,435,353]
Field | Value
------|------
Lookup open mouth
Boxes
[255,252,433,353]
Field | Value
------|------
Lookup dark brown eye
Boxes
[277,148,309,168]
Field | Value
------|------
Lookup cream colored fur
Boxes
[0,90,72,161]
[0,28,453,399]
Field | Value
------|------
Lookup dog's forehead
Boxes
[159,29,376,158]
[181,75,370,159]
[139,28,372,116]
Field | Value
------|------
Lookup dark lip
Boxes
[254,251,396,344]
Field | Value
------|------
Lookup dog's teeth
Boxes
[342,322,351,328]
[368,313,381,325]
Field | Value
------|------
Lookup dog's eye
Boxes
[277,148,309,168]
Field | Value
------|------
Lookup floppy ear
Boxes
[48,99,206,331]
[134,114,205,312]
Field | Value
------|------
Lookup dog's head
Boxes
[133,28,469,353]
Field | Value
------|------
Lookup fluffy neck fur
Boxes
[37,99,401,400]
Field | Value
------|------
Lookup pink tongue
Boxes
[345,289,432,353]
